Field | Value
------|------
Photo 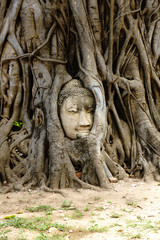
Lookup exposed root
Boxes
[40,185,67,197]
[71,176,110,191]
[3,183,14,194]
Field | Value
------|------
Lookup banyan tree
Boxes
[0,0,160,192]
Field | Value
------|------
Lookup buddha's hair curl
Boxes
[58,79,94,106]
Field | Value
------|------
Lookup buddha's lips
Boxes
[76,130,90,135]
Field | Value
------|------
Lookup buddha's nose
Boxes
[79,111,91,127]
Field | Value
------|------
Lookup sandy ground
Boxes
[0,178,160,240]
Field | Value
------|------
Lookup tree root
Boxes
[3,184,14,194]
[71,176,109,191]
[103,151,128,180]
[2,179,67,196]
[39,185,67,197]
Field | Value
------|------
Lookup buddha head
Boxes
[59,79,95,139]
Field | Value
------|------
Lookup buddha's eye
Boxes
[68,108,78,113]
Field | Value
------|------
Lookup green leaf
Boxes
[12,121,23,128]
[4,215,16,219]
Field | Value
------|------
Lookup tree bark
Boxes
[0,0,160,191]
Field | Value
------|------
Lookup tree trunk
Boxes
[0,0,160,191]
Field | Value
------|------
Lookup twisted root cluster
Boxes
[0,0,160,192]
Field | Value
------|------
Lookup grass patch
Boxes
[121,208,131,213]
[1,216,52,231]
[110,223,122,228]
[90,220,95,224]
[126,219,160,233]
[26,205,55,213]
[96,206,103,211]
[94,196,101,201]
[88,224,108,232]
[84,206,91,212]
[36,233,66,240]
[90,212,96,216]
[126,200,137,207]
[0,230,10,240]
[142,221,157,232]
[71,210,83,219]
[1,216,72,240]
[0,231,10,235]
[127,223,138,227]
[1,216,71,233]
[52,223,70,232]
[130,233,142,239]
[110,212,122,218]
[61,201,73,210]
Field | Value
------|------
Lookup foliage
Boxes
[84,206,91,212]
[71,210,83,219]
[36,234,66,240]
[94,196,101,201]
[3,215,16,219]
[1,216,53,231]
[26,205,55,214]
[12,121,23,128]
[61,201,73,210]
[110,212,122,218]
[88,224,108,232]
[126,200,137,207]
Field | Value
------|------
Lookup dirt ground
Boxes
[0,178,160,240]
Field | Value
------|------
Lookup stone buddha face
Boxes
[59,80,95,139]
